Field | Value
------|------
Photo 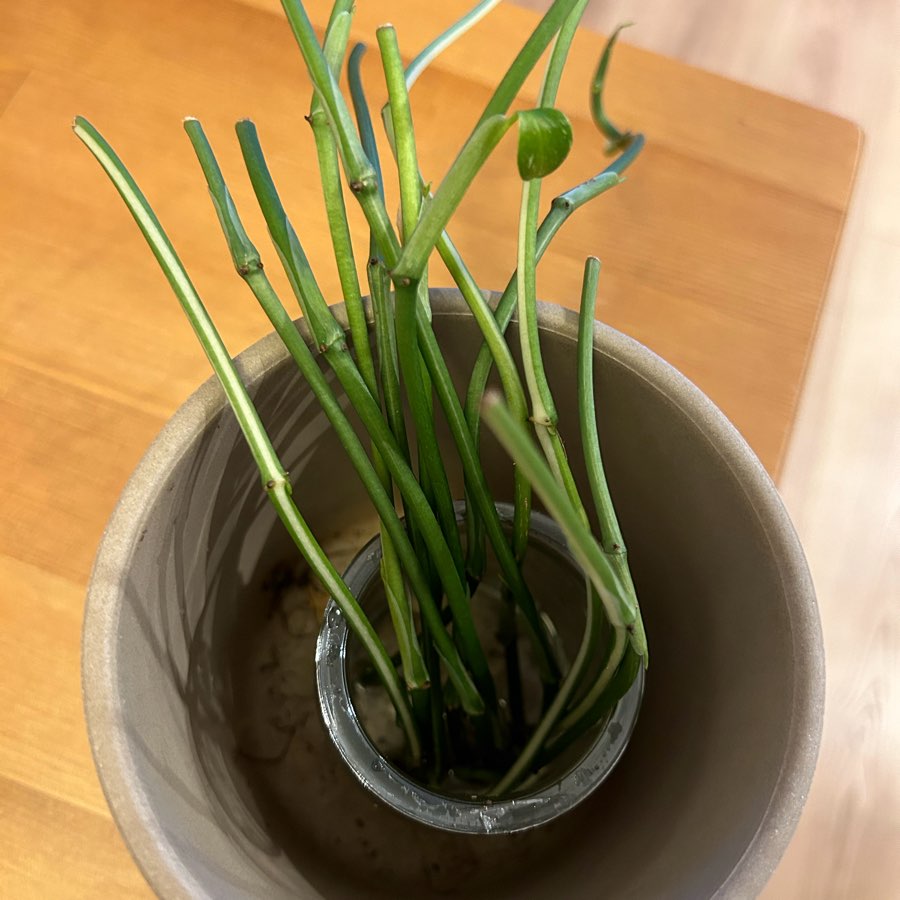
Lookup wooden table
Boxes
[0,0,859,894]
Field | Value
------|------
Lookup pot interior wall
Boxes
[104,297,810,898]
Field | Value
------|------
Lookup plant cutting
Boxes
[77,2,825,895]
[76,0,647,806]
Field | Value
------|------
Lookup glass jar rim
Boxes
[316,512,644,835]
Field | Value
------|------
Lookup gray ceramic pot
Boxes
[83,291,824,899]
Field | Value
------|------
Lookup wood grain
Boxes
[0,774,148,898]
[0,0,863,895]
[1,0,858,475]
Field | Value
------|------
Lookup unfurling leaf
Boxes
[516,108,573,180]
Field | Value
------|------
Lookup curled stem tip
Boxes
[590,22,635,154]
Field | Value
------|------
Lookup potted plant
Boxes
[80,1,824,897]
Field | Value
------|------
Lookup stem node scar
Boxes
[237,258,263,276]
[348,170,379,196]
[265,473,290,493]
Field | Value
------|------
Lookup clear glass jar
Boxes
[316,505,644,834]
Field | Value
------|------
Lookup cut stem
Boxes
[377,24,466,582]
[308,5,376,394]
[185,118,495,712]
[309,13,429,724]
[576,255,647,665]
[376,25,422,242]
[74,114,421,761]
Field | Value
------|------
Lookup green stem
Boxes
[279,3,578,593]
[413,303,559,685]
[279,0,400,262]
[327,348,492,712]
[519,0,593,413]
[556,626,627,734]
[492,577,595,795]
[515,0,591,513]
[464,138,643,460]
[350,46,439,619]
[517,179,557,450]
[73,115,421,761]
[518,186,588,533]
[393,0,580,244]
[381,544,426,689]
[321,0,352,37]
[576,255,647,666]
[348,43,387,206]
[350,45,410,461]
[235,120,343,348]
[310,16,428,724]
[405,0,503,90]
[391,280,497,705]
[368,264,444,618]
[280,0,580,272]
[366,262,408,453]
[542,637,640,761]
[482,397,644,653]
[234,125,494,699]
[186,118,495,713]
[377,24,466,582]
[308,7,376,395]
[434,231,532,574]
[476,0,581,126]
[371,60,534,576]
[376,26,421,241]
[270,488,424,764]
[395,280,467,581]
[577,256,625,554]
[394,113,516,281]
[188,121,432,691]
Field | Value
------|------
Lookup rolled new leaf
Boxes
[394,107,573,282]
[516,107,573,180]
